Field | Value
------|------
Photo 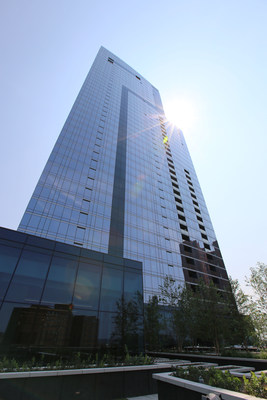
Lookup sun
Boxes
[164,97,197,133]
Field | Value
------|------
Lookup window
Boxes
[212,277,219,285]
[100,267,123,312]
[180,223,188,231]
[178,214,186,222]
[194,207,201,214]
[191,193,197,199]
[182,234,189,241]
[5,250,51,303]
[73,262,102,309]
[204,243,211,250]
[184,169,190,174]
[193,200,199,207]
[188,270,197,278]
[201,233,208,240]
[184,245,192,253]
[176,199,182,206]
[197,215,203,222]
[136,75,141,80]
[189,186,195,193]
[207,254,213,261]
[124,271,142,305]
[41,256,77,305]
[0,245,22,300]
[172,183,179,189]
[171,175,178,182]
[108,57,114,63]
[173,189,180,196]
[199,224,205,231]
[209,264,216,272]
[176,205,184,212]
[187,180,193,186]
[186,174,191,180]
[186,257,195,265]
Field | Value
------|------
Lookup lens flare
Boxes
[164,97,198,132]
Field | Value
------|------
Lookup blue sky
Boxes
[0,0,266,291]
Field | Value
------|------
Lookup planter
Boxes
[153,372,265,400]
[148,352,267,370]
[0,364,171,400]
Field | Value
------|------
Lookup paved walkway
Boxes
[127,395,158,400]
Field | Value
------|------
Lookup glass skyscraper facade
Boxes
[18,47,229,301]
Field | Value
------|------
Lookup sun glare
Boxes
[164,97,197,133]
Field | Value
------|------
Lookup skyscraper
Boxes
[18,47,229,301]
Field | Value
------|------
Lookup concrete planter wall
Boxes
[148,352,267,370]
[0,364,171,400]
[153,372,265,400]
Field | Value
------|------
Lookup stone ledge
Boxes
[153,372,264,400]
[0,363,171,379]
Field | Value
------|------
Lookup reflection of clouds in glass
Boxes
[130,174,146,198]
[74,279,94,301]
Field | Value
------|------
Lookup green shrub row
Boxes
[0,351,153,373]
[172,366,267,398]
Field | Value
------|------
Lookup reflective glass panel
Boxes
[0,302,34,345]
[71,309,98,347]
[0,244,21,300]
[5,250,51,303]
[99,267,123,311]
[41,256,77,305]
[73,262,102,310]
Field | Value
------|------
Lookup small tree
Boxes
[144,295,162,351]
[159,276,247,353]
[112,294,143,353]
[191,280,232,353]
[159,277,194,351]
[228,277,256,347]
[245,263,267,346]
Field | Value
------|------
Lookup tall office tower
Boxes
[18,47,229,300]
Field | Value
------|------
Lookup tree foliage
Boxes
[230,263,267,347]
[158,276,256,353]
[245,263,267,346]
[111,293,143,353]
[144,295,162,350]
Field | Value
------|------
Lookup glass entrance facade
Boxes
[0,227,143,353]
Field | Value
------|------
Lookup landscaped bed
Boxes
[0,351,154,372]
[153,365,267,399]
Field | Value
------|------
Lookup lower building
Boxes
[0,227,143,354]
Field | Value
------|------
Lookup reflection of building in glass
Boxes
[0,48,231,353]
[3,304,98,348]
[0,228,143,352]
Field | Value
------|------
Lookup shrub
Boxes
[173,367,242,392]
[0,352,154,373]
[243,372,267,399]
